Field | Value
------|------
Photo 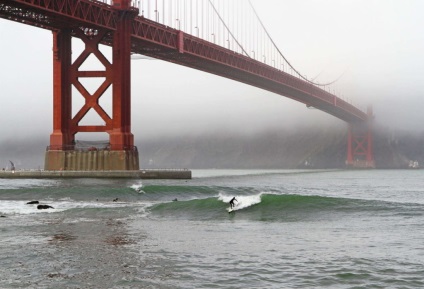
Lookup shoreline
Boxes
[0,169,192,179]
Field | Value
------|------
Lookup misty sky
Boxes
[1,0,424,145]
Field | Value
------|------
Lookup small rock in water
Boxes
[37,204,54,210]
[26,201,39,204]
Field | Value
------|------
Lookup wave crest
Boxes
[218,192,263,211]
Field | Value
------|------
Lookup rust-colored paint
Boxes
[69,28,113,137]
[3,0,374,168]
[50,29,72,150]
[110,8,134,150]
[48,6,136,152]
[112,0,132,10]
[2,0,367,123]
[346,116,375,169]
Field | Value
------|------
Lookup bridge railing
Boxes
[130,16,368,122]
[8,0,366,122]
[123,0,367,119]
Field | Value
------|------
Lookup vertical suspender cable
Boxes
[207,0,249,56]
[247,0,340,86]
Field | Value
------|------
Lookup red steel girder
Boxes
[49,27,113,150]
[50,15,134,150]
[131,17,178,49]
[1,0,368,124]
[346,126,374,168]
[50,28,72,150]
[0,0,123,30]
[69,28,113,135]
[346,107,374,168]
[128,20,368,123]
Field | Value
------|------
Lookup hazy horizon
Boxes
[1,0,424,167]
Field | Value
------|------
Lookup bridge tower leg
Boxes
[45,1,139,171]
[346,107,375,168]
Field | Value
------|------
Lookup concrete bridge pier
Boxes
[45,0,140,171]
[45,149,139,171]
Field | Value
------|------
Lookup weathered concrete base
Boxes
[0,169,191,179]
[345,160,376,169]
[45,150,139,171]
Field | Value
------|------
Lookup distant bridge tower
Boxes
[346,107,375,168]
[45,0,139,170]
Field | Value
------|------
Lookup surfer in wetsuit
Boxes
[229,197,238,208]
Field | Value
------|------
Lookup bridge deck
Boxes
[0,0,368,123]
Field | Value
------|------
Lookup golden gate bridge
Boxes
[0,0,375,170]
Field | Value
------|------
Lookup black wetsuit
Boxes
[229,197,237,208]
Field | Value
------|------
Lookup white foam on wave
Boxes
[218,192,263,211]
[0,201,55,215]
[0,199,142,216]
[130,181,145,193]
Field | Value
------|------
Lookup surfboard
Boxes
[227,201,241,213]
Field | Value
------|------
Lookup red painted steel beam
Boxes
[346,106,374,168]
[0,0,368,124]
[50,28,72,150]
[346,125,375,168]
[0,0,121,30]
[128,18,368,123]
[109,6,134,150]
[69,28,113,136]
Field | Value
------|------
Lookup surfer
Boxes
[229,197,238,208]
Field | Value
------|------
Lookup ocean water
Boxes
[1,169,424,288]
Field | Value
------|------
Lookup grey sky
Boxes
[0,0,423,143]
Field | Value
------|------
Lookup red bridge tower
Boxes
[45,0,139,170]
[346,107,375,168]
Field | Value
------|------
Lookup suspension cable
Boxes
[207,0,250,57]
[247,0,342,87]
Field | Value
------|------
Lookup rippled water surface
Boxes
[1,169,424,288]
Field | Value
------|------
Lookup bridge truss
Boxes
[0,0,374,169]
